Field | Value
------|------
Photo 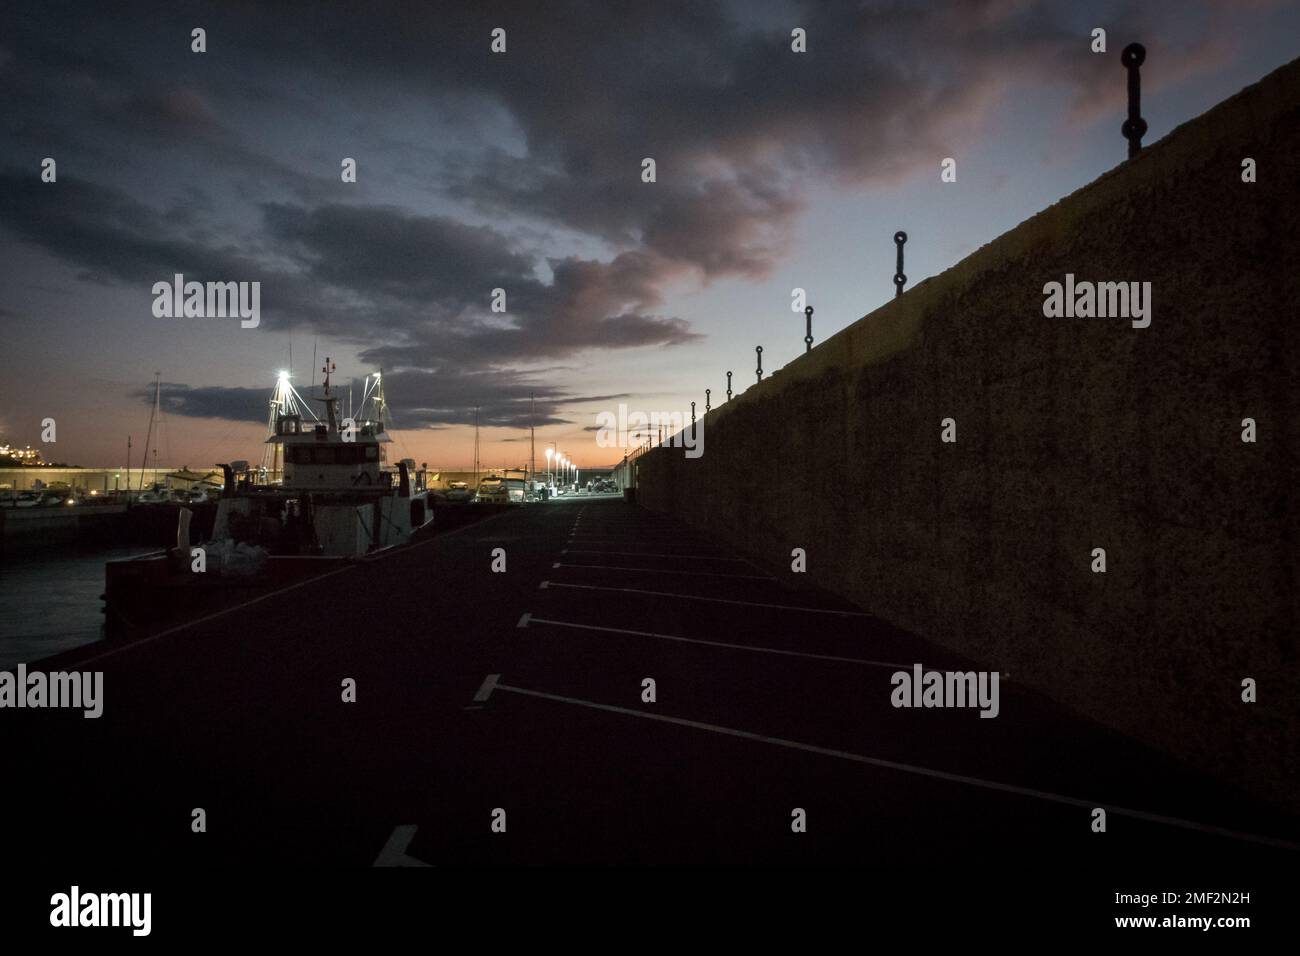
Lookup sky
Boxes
[1,0,1297,472]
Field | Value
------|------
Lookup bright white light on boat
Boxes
[277,370,290,383]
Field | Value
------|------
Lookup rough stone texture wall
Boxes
[636,57,1300,813]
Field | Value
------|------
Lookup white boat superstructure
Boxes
[213,361,433,556]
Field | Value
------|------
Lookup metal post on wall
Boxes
[893,231,908,297]
[1122,43,1148,158]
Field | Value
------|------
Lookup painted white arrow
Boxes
[372,824,432,867]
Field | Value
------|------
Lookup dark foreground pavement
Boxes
[5,497,1299,871]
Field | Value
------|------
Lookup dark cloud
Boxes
[123,88,222,137]
[0,171,700,397]
[262,203,536,305]
[3,0,1250,430]
[0,170,267,285]
[136,369,633,432]
[144,382,268,424]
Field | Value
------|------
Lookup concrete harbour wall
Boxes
[636,58,1300,812]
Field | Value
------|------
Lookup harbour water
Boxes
[0,545,157,667]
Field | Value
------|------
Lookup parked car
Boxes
[475,476,508,504]
[445,481,473,503]
[502,471,527,503]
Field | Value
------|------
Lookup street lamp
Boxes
[545,447,554,486]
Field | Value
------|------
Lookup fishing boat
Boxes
[103,360,434,639]
[210,359,433,556]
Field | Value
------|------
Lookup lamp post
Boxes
[545,446,554,487]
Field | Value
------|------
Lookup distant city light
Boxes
[0,443,45,465]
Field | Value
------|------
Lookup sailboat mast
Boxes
[473,406,480,487]
[151,374,161,481]
[139,372,159,492]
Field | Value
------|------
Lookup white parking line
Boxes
[566,538,724,550]
[551,561,771,580]
[372,824,433,867]
[71,563,358,668]
[568,527,706,535]
[540,581,872,616]
[54,505,523,669]
[562,548,750,562]
[523,615,911,668]
[473,673,501,702]
[566,535,712,541]
[566,528,708,536]
[488,681,1300,852]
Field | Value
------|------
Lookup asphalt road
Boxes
[6,496,1299,867]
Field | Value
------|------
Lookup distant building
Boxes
[0,442,46,466]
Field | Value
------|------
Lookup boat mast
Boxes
[152,375,162,483]
[138,372,160,492]
[374,369,386,428]
[264,369,290,480]
[320,356,338,432]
